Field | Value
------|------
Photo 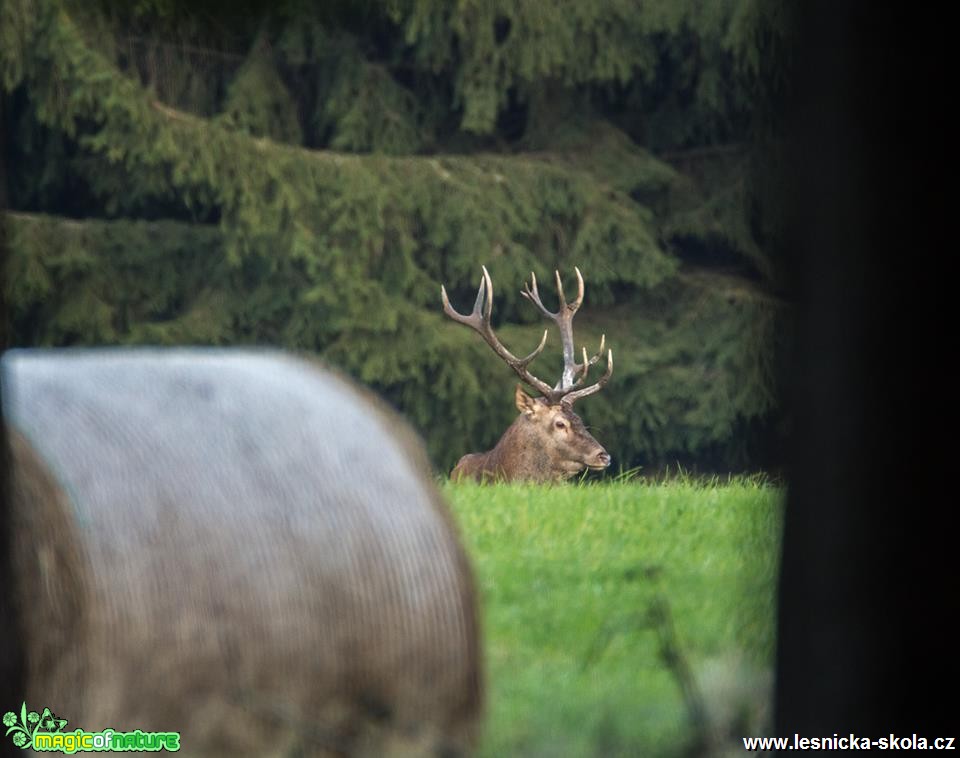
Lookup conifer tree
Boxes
[1,0,787,471]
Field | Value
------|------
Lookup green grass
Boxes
[443,477,783,757]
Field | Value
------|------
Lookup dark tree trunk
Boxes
[0,89,27,758]
[776,0,950,738]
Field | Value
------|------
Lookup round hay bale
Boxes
[2,348,482,757]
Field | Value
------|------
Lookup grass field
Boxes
[443,476,784,757]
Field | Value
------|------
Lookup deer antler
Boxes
[441,266,554,398]
[522,267,613,404]
[442,265,613,405]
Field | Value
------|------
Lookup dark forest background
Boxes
[0,0,791,474]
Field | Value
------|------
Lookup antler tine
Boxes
[577,334,606,377]
[523,329,550,366]
[572,334,606,385]
[441,267,555,397]
[562,349,614,405]
[576,346,590,385]
[554,270,567,310]
[571,266,585,311]
[441,281,478,328]
[481,265,494,321]
[521,271,552,319]
[553,266,585,313]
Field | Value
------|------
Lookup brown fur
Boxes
[451,386,610,483]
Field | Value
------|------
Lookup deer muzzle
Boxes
[588,449,612,470]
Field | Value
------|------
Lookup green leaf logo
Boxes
[3,702,36,750]
[3,702,64,750]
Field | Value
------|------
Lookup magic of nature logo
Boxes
[4,703,180,753]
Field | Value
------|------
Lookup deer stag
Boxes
[442,266,613,482]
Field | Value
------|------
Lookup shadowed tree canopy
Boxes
[1,0,789,473]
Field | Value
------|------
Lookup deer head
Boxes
[441,266,613,482]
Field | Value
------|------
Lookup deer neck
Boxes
[484,415,556,482]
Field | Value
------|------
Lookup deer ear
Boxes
[515,385,538,416]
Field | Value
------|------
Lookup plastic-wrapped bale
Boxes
[2,348,483,757]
